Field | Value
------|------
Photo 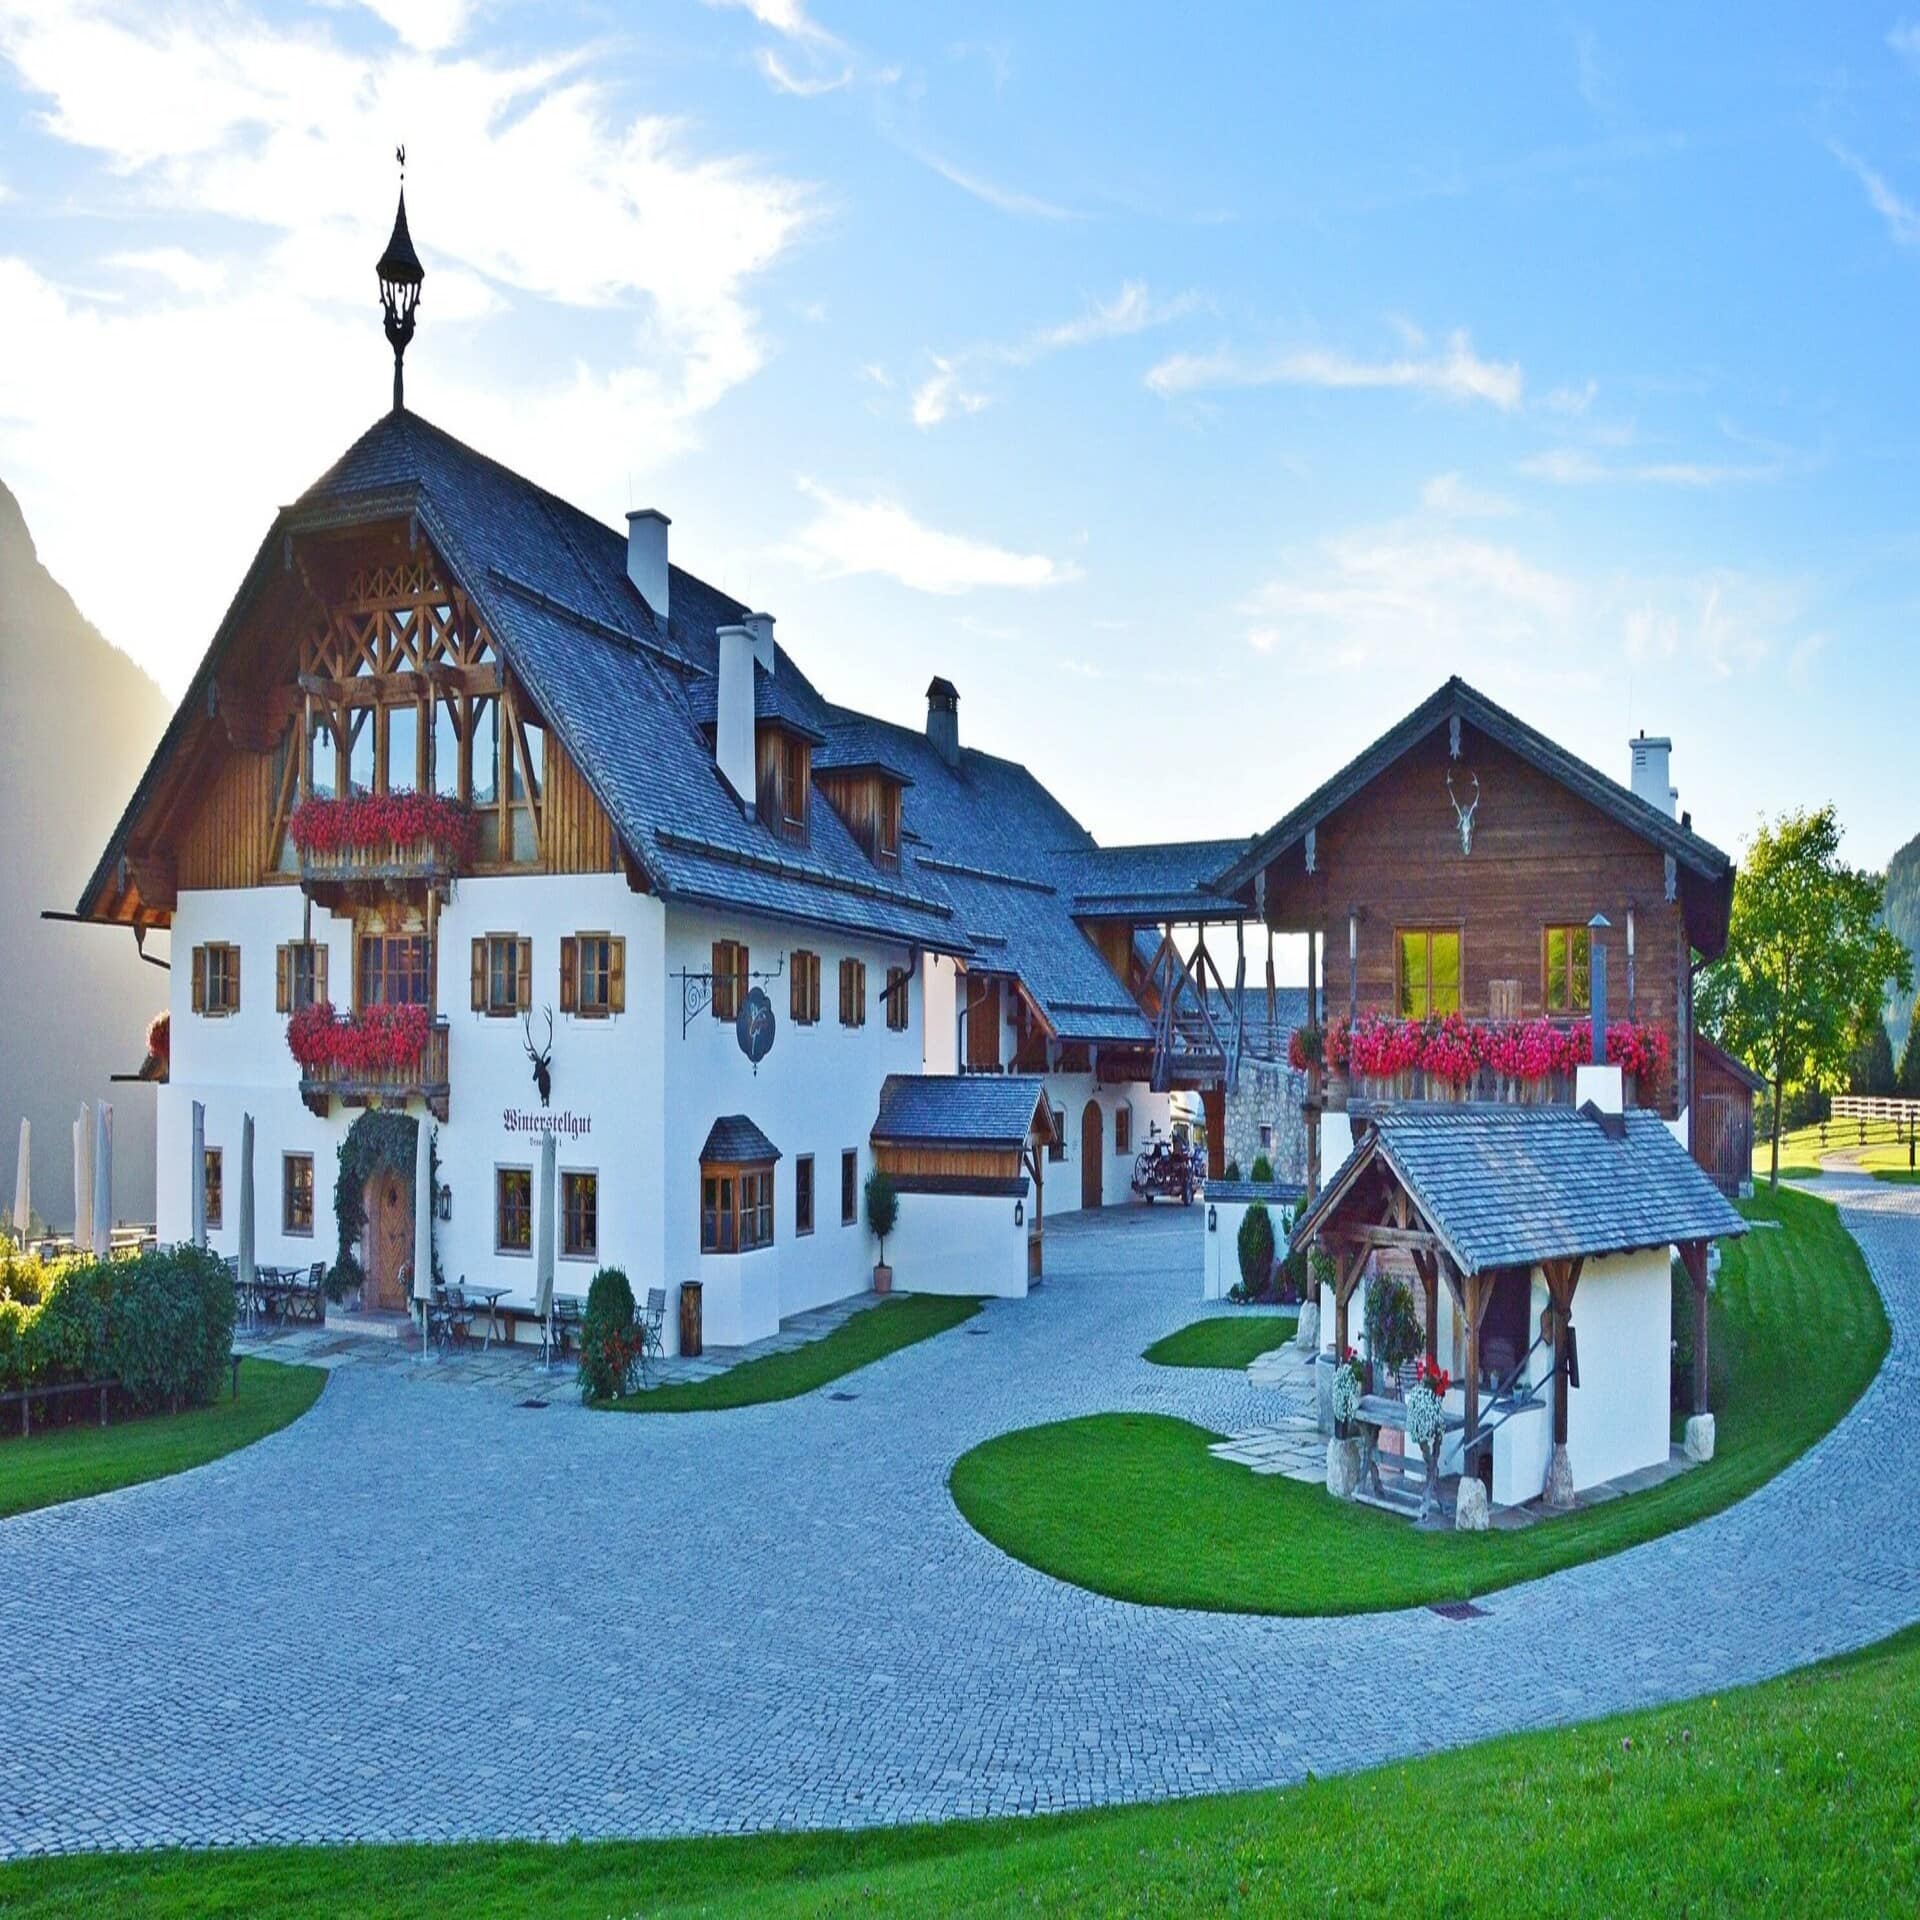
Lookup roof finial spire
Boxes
[376,146,424,413]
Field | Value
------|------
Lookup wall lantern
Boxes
[436,1183,452,1222]
[1014,1198,1025,1228]
[1207,1205,1218,1232]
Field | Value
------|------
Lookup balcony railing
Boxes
[294,1010,450,1122]
[290,796,477,896]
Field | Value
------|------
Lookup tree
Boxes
[1698,807,1913,1189]
[1901,1000,1920,1098]
[1850,1019,1898,1097]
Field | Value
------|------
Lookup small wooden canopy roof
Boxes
[871,1073,1055,1151]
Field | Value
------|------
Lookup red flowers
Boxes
[287,1001,431,1077]
[1312,1013,1670,1096]
[289,792,477,863]
[145,1010,170,1067]
[1414,1355,1452,1398]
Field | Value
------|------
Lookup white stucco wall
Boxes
[884,1186,1031,1300]
[1203,1196,1295,1300]
[1562,1247,1673,1491]
[1036,1072,1168,1216]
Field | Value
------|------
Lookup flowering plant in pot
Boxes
[289,791,478,864]
[286,1000,432,1077]
[1405,1357,1452,1519]
[1330,1346,1366,1436]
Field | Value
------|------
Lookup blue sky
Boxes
[1,0,1917,871]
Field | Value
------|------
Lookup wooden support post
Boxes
[1458,1263,1492,1474]
[1412,1249,1439,1366]
[1331,1243,1363,1359]
[1305,927,1317,1030]
[1543,1257,1585,1445]
[1679,1240,1711,1416]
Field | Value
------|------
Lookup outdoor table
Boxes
[468,1285,511,1351]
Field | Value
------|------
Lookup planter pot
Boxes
[873,1263,893,1295]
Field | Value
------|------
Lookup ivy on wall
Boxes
[327,1110,441,1302]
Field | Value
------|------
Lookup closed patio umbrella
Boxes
[413,1118,433,1355]
[12,1117,27,1246]
[535,1128,557,1365]
[91,1102,113,1258]
[73,1103,93,1252]
[190,1101,207,1247]
[237,1113,256,1317]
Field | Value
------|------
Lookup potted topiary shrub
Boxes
[1237,1201,1275,1300]
[865,1169,899,1294]
[1222,1158,1241,1181]
[1249,1151,1275,1185]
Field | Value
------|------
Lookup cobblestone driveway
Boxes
[2,1176,1915,1855]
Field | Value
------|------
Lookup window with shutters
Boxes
[840,1148,858,1226]
[357,934,429,1010]
[838,956,866,1028]
[495,1165,533,1254]
[561,933,623,1019]
[790,949,821,1025]
[884,965,910,1032]
[282,1153,315,1236]
[203,1148,223,1230]
[473,934,531,1017]
[561,1170,598,1259]
[712,940,747,1022]
[192,943,241,1017]
[795,1154,814,1235]
[276,941,327,1013]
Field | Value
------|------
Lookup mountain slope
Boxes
[0,479,169,1230]
[1885,831,1920,1062]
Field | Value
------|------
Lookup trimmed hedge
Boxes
[578,1267,638,1404]
[0,1245,235,1412]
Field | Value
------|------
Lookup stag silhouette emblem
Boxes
[522,1007,554,1108]
[1446,768,1481,856]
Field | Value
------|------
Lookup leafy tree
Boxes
[1901,1002,1920,1099]
[1698,807,1913,1188]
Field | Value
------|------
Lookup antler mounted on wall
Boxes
[1445,768,1482,856]
[522,1006,554,1108]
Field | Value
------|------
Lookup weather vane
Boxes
[375,146,424,412]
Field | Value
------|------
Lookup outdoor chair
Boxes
[638,1288,667,1375]
[444,1281,475,1350]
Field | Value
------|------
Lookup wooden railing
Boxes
[298,1015,450,1122]
[298,835,465,887]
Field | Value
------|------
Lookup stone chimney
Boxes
[626,509,670,626]
[1628,730,1676,818]
[926,676,960,770]
[715,618,776,812]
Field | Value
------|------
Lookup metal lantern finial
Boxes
[376,150,424,413]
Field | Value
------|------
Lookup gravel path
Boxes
[0,1177,1913,1856]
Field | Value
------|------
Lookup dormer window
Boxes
[781,733,809,835]
[876,782,901,867]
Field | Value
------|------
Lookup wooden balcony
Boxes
[290,797,476,907]
[297,1014,450,1122]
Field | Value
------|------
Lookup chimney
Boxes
[626,509,670,625]
[715,618,776,812]
[1575,911,1625,1118]
[1628,729,1675,818]
[926,676,960,770]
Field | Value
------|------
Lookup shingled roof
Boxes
[1213,676,1736,955]
[872,1074,1053,1150]
[1294,1103,1747,1274]
[698,1115,782,1165]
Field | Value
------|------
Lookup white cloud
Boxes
[106,246,226,295]
[917,151,1075,221]
[1421,471,1517,518]
[908,281,1198,428]
[1831,142,1920,246]
[756,48,851,95]
[1542,379,1597,416]
[1146,329,1522,410]
[352,0,476,54]
[910,357,989,428]
[0,0,811,688]
[706,0,835,45]
[781,478,1079,593]
[1520,447,1782,487]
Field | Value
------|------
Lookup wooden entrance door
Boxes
[1080,1101,1103,1210]
[363,1172,413,1312]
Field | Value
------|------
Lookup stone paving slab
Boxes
[0,1182,1916,1856]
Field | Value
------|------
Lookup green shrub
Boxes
[1236,1203,1276,1297]
[578,1267,638,1403]
[1249,1153,1275,1184]
[1222,1159,1241,1182]
[101,1244,234,1411]
[0,1244,56,1306]
[865,1169,899,1264]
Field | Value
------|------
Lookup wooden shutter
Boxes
[711,940,726,1019]
[228,946,240,1013]
[313,944,329,1007]
[516,938,532,1011]
[608,937,626,1014]
[471,938,486,1012]
[792,954,806,1022]
[276,945,291,1014]
[191,946,206,1014]
[559,936,578,1014]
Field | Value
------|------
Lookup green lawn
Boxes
[4,1622,1917,1915]
[1144,1314,1298,1369]
[0,1359,325,1521]
[601,1294,980,1412]
[951,1187,1885,1615]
